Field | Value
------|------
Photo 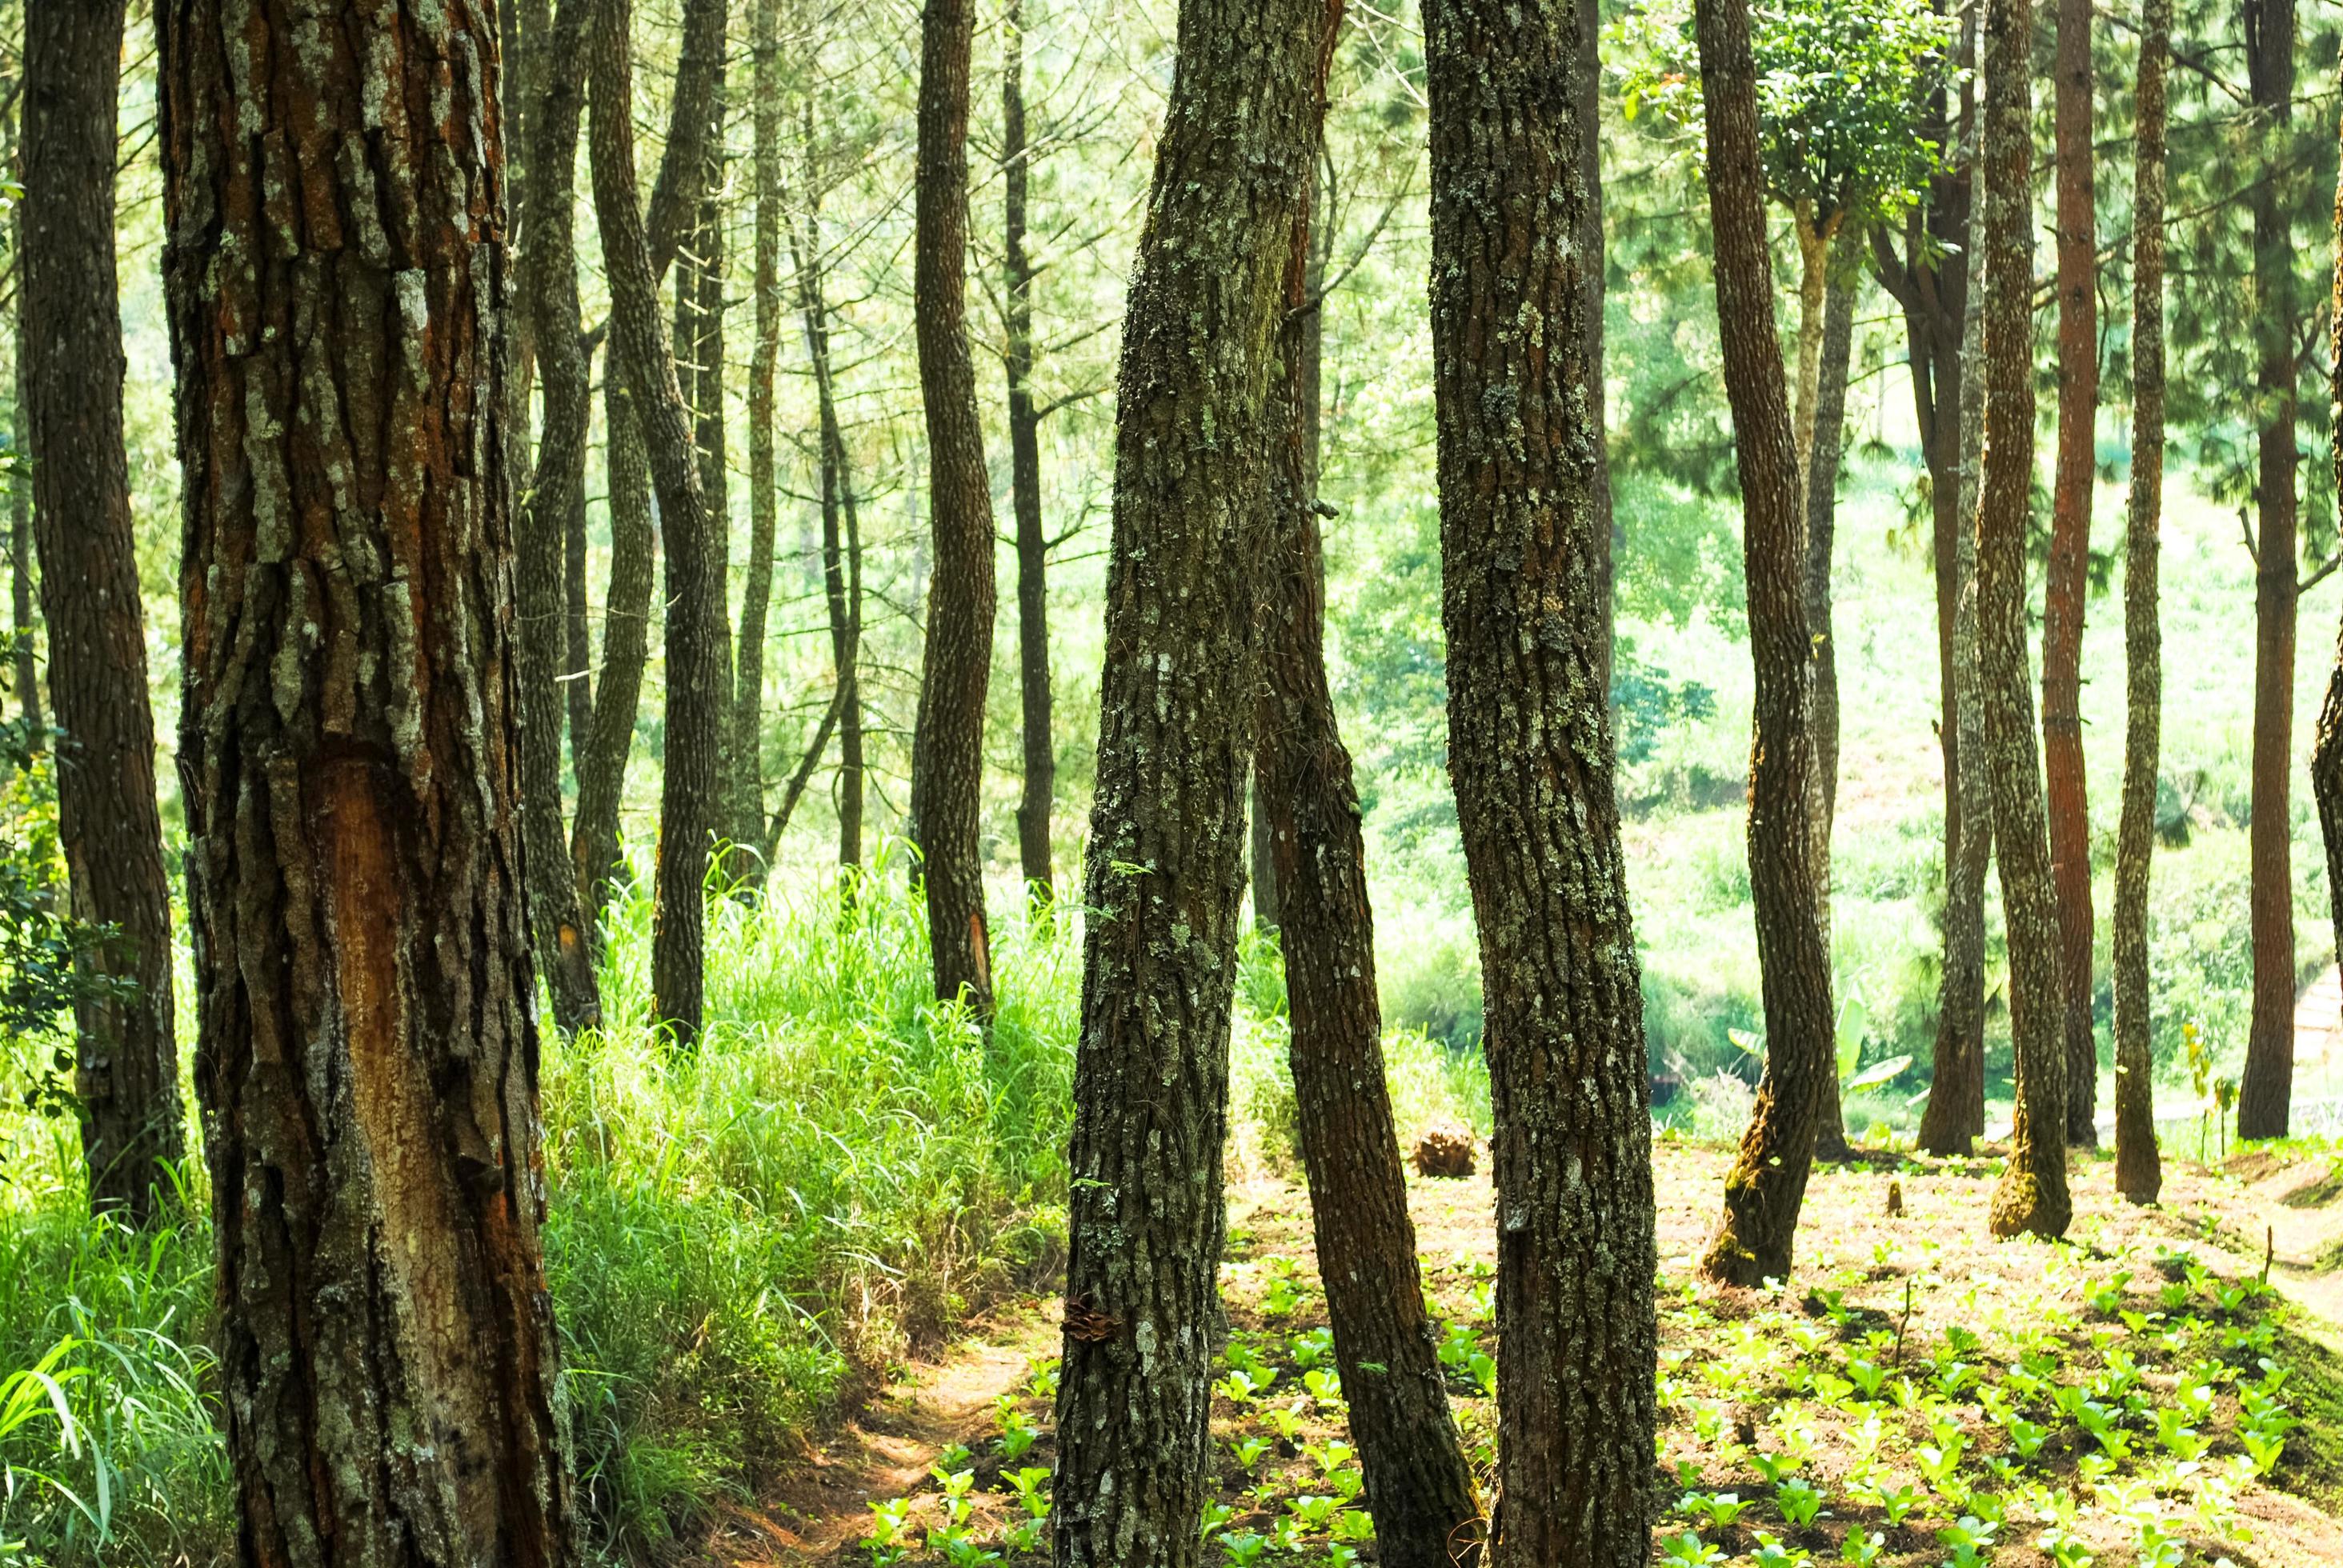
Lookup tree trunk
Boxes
[157,1,577,1558]
[2114,0,2169,1206]
[740,0,785,878]
[2042,0,2098,1146]
[1807,237,1856,1162]
[911,0,998,1014]
[678,177,742,866]
[8,308,38,746]
[517,0,601,1033]
[1251,775,1281,929]
[589,0,729,1044]
[1048,0,1318,1558]
[2238,0,2301,1142]
[1256,16,1481,1561]
[1920,172,1992,1156]
[1692,0,1837,1289]
[24,0,183,1224]
[1004,0,1055,902]
[1579,0,1616,696]
[572,361,658,927]
[647,0,730,281]
[790,143,865,872]
[1425,0,1656,1560]
[1979,0,2073,1238]
[2312,36,2343,1122]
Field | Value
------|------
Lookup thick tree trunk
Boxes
[157,2,577,1560]
[1048,0,1317,1559]
[2114,0,2169,1206]
[1426,0,1656,1561]
[572,363,658,927]
[1579,0,1616,695]
[791,155,865,871]
[517,0,601,1033]
[24,0,183,1223]
[740,0,785,878]
[1979,0,2072,1238]
[1921,199,1992,1156]
[1807,239,1856,1162]
[589,0,729,1043]
[1004,0,1055,902]
[1692,0,1837,1288]
[2313,41,2343,1114]
[1256,14,1481,1561]
[2043,0,2098,1145]
[2239,0,2301,1141]
[911,0,999,1014]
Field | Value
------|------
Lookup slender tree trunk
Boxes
[763,689,843,866]
[740,0,785,878]
[1980,0,2073,1238]
[1049,0,1318,1558]
[1693,0,1836,1288]
[2115,0,2169,1205]
[2239,0,2301,1141]
[791,150,865,871]
[1004,0,1055,902]
[1251,776,1281,928]
[679,177,742,864]
[911,0,998,1014]
[2312,36,2343,1102]
[1790,212,1836,496]
[589,0,729,1044]
[2042,0,2098,1145]
[1922,214,1993,1155]
[647,0,730,281]
[158,2,577,1559]
[1256,13,1480,1560]
[24,0,183,1224]
[1807,237,1856,1162]
[572,363,658,927]
[7,170,38,747]
[1426,0,1656,1560]
[517,0,601,1033]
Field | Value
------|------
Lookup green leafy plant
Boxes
[1659,1531,1726,1568]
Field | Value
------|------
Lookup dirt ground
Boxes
[686,1137,2343,1567]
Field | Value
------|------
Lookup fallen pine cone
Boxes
[1412,1122,1477,1179]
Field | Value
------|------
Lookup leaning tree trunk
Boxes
[2042,0,2098,1146]
[911,0,999,1014]
[1048,0,1318,1560]
[1257,14,1481,1561]
[740,0,785,878]
[1807,239,1856,1162]
[517,0,601,1032]
[2239,0,2301,1141]
[1979,0,2072,1238]
[589,0,729,1044]
[157,2,577,1560]
[1921,221,1993,1156]
[1004,0,1056,902]
[571,359,658,928]
[1693,0,1837,1288]
[23,0,183,1224]
[2114,0,2169,1206]
[1425,0,1657,1561]
[791,159,866,871]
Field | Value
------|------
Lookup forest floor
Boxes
[683,1139,2343,1568]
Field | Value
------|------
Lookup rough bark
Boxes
[589,0,728,1043]
[911,0,998,1014]
[1920,204,1992,1156]
[2115,0,2168,1206]
[24,0,184,1223]
[677,174,741,866]
[646,0,729,280]
[516,0,600,1032]
[2239,0,2301,1141]
[157,2,577,1561]
[1807,236,1856,1162]
[1979,0,2073,1238]
[8,337,38,745]
[2314,34,2343,1104]
[739,0,784,876]
[1048,0,1318,1558]
[1579,0,1615,695]
[1425,0,1657,1559]
[1693,0,1837,1288]
[1003,0,1055,902]
[571,361,656,926]
[1256,11,1481,1560]
[2043,0,2098,1145]
[790,146,865,870]
[1251,775,1281,929]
